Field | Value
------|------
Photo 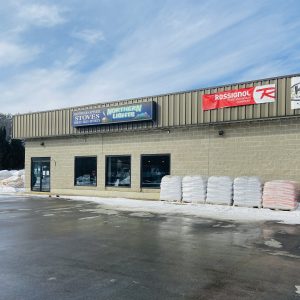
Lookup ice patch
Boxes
[51,207,72,211]
[264,239,282,248]
[129,212,154,218]
[48,277,56,281]
[268,251,300,259]
[213,223,236,228]
[79,216,100,220]
[295,285,300,295]
[43,214,54,217]
[80,208,118,215]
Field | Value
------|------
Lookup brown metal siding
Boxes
[12,74,300,139]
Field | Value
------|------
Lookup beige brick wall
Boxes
[24,118,300,199]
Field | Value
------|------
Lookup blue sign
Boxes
[72,101,155,127]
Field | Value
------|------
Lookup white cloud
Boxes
[1,1,300,114]
[0,40,39,67]
[72,29,105,44]
[17,3,66,27]
[0,68,77,114]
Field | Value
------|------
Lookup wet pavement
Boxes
[0,195,299,300]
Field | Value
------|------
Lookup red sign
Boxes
[202,84,276,110]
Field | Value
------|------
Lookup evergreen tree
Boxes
[0,126,25,170]
[0,127,9,169]
[6,139,25,170]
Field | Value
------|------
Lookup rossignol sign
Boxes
[202,84,276,110]
[72,101,155,127]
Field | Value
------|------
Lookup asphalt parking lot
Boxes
[0,194,299,300]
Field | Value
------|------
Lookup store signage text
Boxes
[72,101,155,127]
[291,76,300,109]
[202,84,276,110]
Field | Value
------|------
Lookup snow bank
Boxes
[0,170,25,193]
[32,194,300,225]
[0,170,13,180]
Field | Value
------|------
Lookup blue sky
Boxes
[1,0,300,114]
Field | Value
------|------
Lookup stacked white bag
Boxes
[206,176,233,205]
[233,177,263,208]
[160,176,182,202]
[182,176,208,204]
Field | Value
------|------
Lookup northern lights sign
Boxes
[72,101,155,127]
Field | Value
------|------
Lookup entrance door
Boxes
[31,157,51,192]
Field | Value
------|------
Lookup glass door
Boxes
[31,157,51,192]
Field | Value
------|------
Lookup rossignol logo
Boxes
[215,90,251,100]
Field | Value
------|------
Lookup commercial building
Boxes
[13,74,300,200]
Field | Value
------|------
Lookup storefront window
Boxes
[74,156,97,186]
[141,154,170,188]
[106,156,131,187]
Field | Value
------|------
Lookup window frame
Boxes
[74,156,97,187]
[140,153,171,189]
[105,155,132,188]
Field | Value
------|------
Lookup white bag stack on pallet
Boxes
[233,177,263,208]
[263,180,299,210]
[206,176,233,205]
[182,176,208,204]
[160,176,182,202]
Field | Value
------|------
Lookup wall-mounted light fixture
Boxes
[218,130,224,136]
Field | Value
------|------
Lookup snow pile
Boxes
[233,177,263,208]
[0,170,25,193]
[35,194,300,225]
[182,176,207,204]
[1,176,24,188]
[263,180,299,211]
[206,176,233,205]
[0,170,13,180]
[160,176,182,202]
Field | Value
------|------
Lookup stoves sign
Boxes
[202,84,276,110]
[72,101,155,127]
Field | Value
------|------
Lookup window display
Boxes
[106,156,131,187]
[74,156,97,186]
[141,154,170,188]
